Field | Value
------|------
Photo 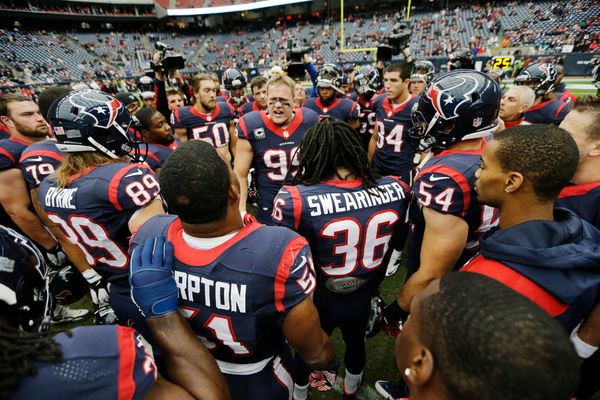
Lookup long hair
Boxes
[54,152,115,188]
[0,326,63,399]
[292,119,379,190]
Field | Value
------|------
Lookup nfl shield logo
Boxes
[473,117,482,128]
[253,127,266,140]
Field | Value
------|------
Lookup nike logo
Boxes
[290,256,308,275]
[125,169,144,178]
[429,175,450,182]
[26,156,43,162]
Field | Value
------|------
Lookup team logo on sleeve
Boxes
[425,75,479,120]
[253,127,266,140]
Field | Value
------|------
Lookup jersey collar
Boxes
[260,110,305,140]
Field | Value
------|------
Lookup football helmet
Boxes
[49,264,88,305]
[448,50,475,70]
[408,70,501,152]
[317,63,344,94]
[514,63,558,97]
[411,59,435,83]
[0,225,51,332]
[353,65,382,100]
[137,76,155,100]
[222,68,247,91]
[48,90,140,160]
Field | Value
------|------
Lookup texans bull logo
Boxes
[537,63,557,81]
[69,90,125,129]
[425,74,479,120]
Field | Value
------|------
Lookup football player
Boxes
[166,88,186,111]
[464,125,600,331]
[220,68,250,114]
[499,86,535,128]
[353,65,383,150]
[368,62,420,184]
[272,119,410,399]
[171,73,237,162]
[37,90,165,342]
[136,106,179,175]
[241,76,268,115]
[1,224,229,400]
[514,62,571,125]
[303,63,360,128]
[0,94,58,252]
[380,70,502,355]
[408,59,435,96]
[556,96,600,228]
[556,97,600,399]
[396,272,579,400]
[131,140,337,400]
[553,64,577,103]
[234,74,318,223]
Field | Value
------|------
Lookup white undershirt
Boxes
[182,230,238,250]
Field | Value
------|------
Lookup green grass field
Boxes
[49,81,599,399]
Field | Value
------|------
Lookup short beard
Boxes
[15,122,48,138]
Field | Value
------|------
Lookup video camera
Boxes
[377,21,412,62]
[285,38,311,80]
[145,41,185,78]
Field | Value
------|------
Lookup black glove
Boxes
[381,300,410,337]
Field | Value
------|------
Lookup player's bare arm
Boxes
[368,122,379,162]
[128,198,166,234]
[281,297,335,370]
[233,138,253,212]
[397,207,468,310]
[0,168,56,250]
[146,313,230,400]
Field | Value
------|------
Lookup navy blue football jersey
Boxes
[357,95,378,148]
[10,325,156,400]
[407,143,499,273]
[241,100,265,115]
[371,94,419,181]
[523,99,571,125]
[0,124,9,139]
[19,140,64,189]
[37,162,160,290]
[273,177,410,281]
[171,103,235,146]
[131,215,316,369]
[303,97,360,122]
[344,90,358,102]
[217,95,250,116]
[556,181,600,229]
[142,142,177,173]
[237,109,319,223]
[0,136,30,172]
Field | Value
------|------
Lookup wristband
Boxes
[82,268,102,285]
[570,325,598,359]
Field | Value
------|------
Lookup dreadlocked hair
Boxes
[0,326,63,399]
[293,118,379,191]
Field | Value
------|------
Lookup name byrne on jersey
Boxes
[174,272,247,313]
[307,181,406,216]
[44,187,78,209]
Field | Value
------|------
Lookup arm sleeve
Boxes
[274,238,316,314]
[272,186,298,230]
[414,173,468,216]
[110,165,160,212]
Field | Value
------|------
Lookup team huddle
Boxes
[0,53,599,400]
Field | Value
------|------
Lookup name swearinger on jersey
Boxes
[307,181,406,217]
[44,187,78,210]
[174,272,247,313]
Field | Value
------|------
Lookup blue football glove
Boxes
[129,237,178,318]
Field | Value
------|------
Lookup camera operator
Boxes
[146,42,186,122]
[375,20,414,82]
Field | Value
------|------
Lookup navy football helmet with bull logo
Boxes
[408,70,501,152]
[48,90,141,160]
